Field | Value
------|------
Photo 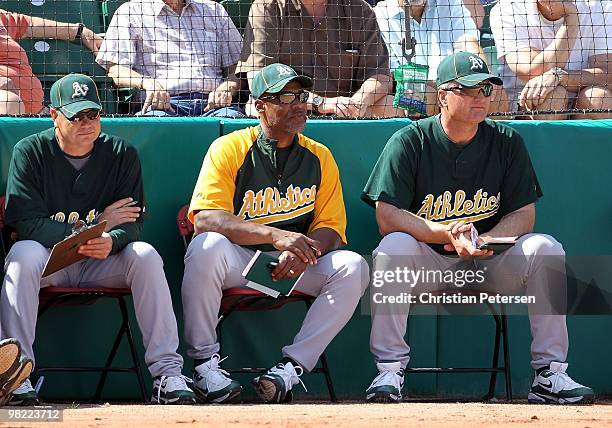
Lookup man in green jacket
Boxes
[1,74,196,406]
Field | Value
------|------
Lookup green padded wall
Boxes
[0,118,611,400]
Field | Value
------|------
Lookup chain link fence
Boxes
[0,0,610,119]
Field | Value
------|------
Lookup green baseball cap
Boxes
[50,73,102,119]
[251,63,313,99]
[436,51,503,87]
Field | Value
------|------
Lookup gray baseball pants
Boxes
[1,240,184,378]
[370,232,569,370]
[182,232,369,372]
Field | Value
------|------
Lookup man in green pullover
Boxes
[1,74,196,406]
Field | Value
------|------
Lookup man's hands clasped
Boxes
[443,220,493,258]
[271,231,323,281]
[141,78,174,114]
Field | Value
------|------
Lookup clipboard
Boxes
[41,221,107,278]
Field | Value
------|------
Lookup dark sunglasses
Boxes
[67,109,101,122]
[442,84,494,98]
[259,91,309,105]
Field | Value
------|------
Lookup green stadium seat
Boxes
[4,1,107,78]
[4,0,105,33]
[220,0,253,33]
[483,45,501,77]
[18,39,106,78]
[100,0,128,29]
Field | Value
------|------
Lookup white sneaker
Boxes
[192,354,242,403]
[8,378,39,406]
[528,362,594,404]
[365,361,404,403]
[151,375,197,405]
[252,361,306,403]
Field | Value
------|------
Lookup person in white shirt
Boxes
[491,0,612,119]
[96,0,245,117]
[374,0,508,116]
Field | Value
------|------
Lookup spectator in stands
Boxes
[374,0,508,116]
[462,0,486,29]
[490,0,612,119]
[236,0,397,117]
[0,8,101,115]
[97,0,245,117]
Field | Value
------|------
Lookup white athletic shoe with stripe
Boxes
[528,362,594,404]
[192,354,242,403]
[366,361,404,403]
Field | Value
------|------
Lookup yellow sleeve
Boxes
[308,147,348,245]
[188,137,240,224]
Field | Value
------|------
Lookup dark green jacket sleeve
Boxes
[106,145,145,255]
[5,143,73,247]
[108,222,144,255]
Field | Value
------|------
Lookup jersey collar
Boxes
[255,126,300,170]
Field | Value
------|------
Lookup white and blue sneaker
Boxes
[252,361,306,403]
[151,375,197,405]
[528,362,594,405]
[366,361,404,403]
[192,354,242,403]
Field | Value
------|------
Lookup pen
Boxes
[470,226,478,249]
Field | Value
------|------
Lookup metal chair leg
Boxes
[119,297,148,403]
[318,351,338,403]
[484,312,502,401]
[93,298,129,402]
[501,306,512,401]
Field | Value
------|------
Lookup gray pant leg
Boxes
[481,233,568,369]
[2,240,183,377]
[181,232,254,361]
[1,241,69,363]
[282,250,369,372]
[369,232,456,369]
[75,242,184,377]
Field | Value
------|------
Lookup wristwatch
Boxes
[550,67,568,86]
[312,95,324,113]
[74,23,84,42]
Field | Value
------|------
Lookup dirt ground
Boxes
[0,401,611,428]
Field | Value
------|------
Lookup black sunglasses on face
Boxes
[259,91,309,105]
[67,109,101,122]
[442,84,494,98]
